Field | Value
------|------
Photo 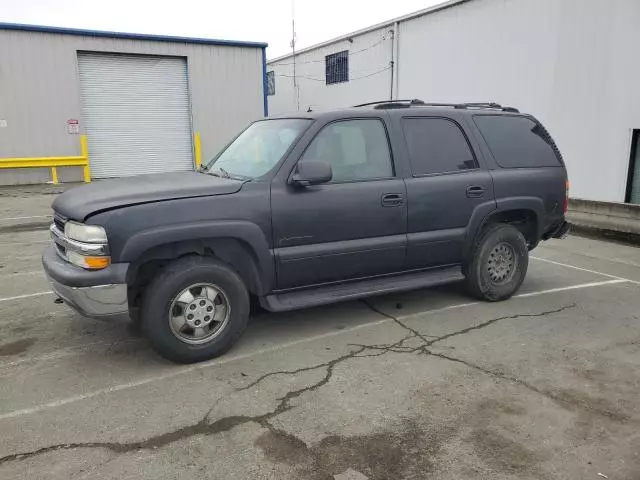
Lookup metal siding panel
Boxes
[0,31,83,159]
[395,0,639,202]
[188,46,264,162]
[267,26,391,115]
[549,0,640,202]
[0,168,52,185]
[77,53,193,178]
[0,29,271,184]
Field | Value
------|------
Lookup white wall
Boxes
[268,26,393,114]
[397,0,561,116]
[399,0,640,202]
[266,0,640,203]
[549,0,640,202]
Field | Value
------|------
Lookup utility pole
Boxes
[291,0,300,111]
[389,28,395,100]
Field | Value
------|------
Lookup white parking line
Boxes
[0,291,52,303]
[0,277,629,421]
[531,256,640,285]
[516,279,627,298]
[0,215,51,222]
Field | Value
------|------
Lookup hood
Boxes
[53,171,244,220]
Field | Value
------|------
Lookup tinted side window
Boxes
[401,118,477,176]
[474,115,561,168]
[300,119,393,182]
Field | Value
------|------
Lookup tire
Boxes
[465,224,529,302]
[141,256,249,363]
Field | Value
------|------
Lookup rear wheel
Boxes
[465,224,528,301]
[141,256,249,363]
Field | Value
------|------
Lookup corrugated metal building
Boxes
[0,23,267,184]
[267,0,640,205]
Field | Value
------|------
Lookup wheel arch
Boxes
[465,198,545,258]
[122,221,275,314]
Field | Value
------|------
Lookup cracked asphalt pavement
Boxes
[1,206,640,478]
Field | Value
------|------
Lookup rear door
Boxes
[400,116,496,268]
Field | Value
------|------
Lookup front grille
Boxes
[53,212,66,233]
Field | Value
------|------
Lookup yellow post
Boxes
[80,134,91,182]
[50,167,59,184]
[194,132,202,169]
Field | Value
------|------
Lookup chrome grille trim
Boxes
[50,224,109,257]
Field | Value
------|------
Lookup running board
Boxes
[261,266,465,312]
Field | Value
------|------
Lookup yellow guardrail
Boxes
[0,135,91,184]
[194,131,202,169]
[1,132,203,183]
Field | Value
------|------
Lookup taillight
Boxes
[562,180,569,213]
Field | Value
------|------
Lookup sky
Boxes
[0,0,444,58]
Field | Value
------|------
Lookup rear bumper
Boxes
[42,245,130,321]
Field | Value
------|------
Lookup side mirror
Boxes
[290,160,332,187]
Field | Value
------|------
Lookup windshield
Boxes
[205,119,311,179]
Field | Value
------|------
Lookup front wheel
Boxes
[465,224,529,302]
[141,256,249,363]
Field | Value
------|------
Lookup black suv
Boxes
[43,100,569,363]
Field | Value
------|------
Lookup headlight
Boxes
[64,221,108,243]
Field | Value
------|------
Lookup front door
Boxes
[271,118,407,290]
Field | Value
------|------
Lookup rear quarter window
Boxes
[473,115,562,168]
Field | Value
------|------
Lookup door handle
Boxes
[466,186,485,198]
[381,193,404,207]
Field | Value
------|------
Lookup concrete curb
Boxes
[567,198,640,235]
[567,198,640,246]
[568,224,640,247]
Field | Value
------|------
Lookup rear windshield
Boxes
[474,115,562,168]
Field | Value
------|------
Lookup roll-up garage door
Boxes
[77,53,193,178]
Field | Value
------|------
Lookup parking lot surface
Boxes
[1,194,639,479]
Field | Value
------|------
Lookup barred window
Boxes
[325,51,348,85]
[267,71,275,96]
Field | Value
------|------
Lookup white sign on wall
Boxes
[67,119,80,134]
[0,119,7,128]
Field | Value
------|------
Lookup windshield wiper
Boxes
[207,166,251,181]
[205,167,227,178]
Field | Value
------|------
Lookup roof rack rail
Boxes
[353,99,519,113]
[353,99,425,108]
[457,102,520,113]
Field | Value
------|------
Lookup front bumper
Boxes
[42,245,130,321]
